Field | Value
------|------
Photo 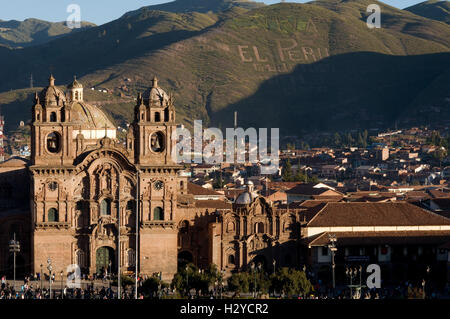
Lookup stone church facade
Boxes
[1,76,449,285]
[0,75,299,281]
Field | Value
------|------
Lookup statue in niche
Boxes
[101,169,112,191]
[150,133,164,152]
[97,218,114,238]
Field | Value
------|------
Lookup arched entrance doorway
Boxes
[251,254,267,271]
[96,246,115,275]
[178,251,193,270]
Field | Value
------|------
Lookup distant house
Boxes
[355,165,380,177]
[192,164,218,176]
[286,183,343,203]
[320,165,346,178]
[187,182,225,201]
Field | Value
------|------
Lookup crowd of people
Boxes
[0,274,145,299]
[1,273,449,299]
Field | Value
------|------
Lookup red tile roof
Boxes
[187,183,222,196]
[306,202,450,227]
[305,231,450,246]
[194,200,232,209]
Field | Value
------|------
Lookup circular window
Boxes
[46,132,61,153]
[48,181,58,191]
[149,132,165,153]
[154,180,164,190]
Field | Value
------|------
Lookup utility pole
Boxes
[47,258,53,299]
[234,111,237,174]
[9,233,20,292]
[328,234,337,297]
[135,169,140,299]
[118,177,121,299]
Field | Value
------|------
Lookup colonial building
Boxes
[27,75,183,280]
[0,75,449,287]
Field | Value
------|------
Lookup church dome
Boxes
[38,75,66,107]
[142,76,169,107]
[235,191,253,205]
[67,77,83,89]
[70,101,115,129]
[235,180,258,205]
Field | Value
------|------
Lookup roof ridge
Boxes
[306,202,328,226]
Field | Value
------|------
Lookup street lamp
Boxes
[60,271,64,299]
[185,265,189,297]
[346,267,359,299]
[8,233,20,292]
[423,266,431,299]
[47,258,53,299]
[272,259,276,274]
[220,270,225,299]
[40,264,43,290]
[328,234,337,297]
[250,262,261,298]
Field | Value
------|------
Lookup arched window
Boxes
[76,250,85,268]
[255,222,264,234]
[153,207,164,221]
[50,112,57,122]
[75,91,79,100]
[100,199,111,216]
[46,132,61,153]
[228,254,235,265]
[180,220,189,233]
[227,221,235,233]
[155,112,161,122]
[48,208,58,222]
[127,249,135,267]
[61,110,65,122]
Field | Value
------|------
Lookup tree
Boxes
[333,132,342,147]
[172,263,198,297]
[227,272,250,296]
[171,263,218,297]
[141,274,168,298]
[363,130,369,146]
[346,132,355,147]
[112,275,134,290]
[282,159,293,182]
[357,133,365,148]
[249,271,271,295]
[270,268,313,298]
[213,175,224,189]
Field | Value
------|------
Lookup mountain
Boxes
[405,0,450,25]
[0,18,96,48]
[0,0,449,136]
[122,0,265,17]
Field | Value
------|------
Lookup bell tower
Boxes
[31,75,74,166]
[131,76,177,166]
[130,76,184,280]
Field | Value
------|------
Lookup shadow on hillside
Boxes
[0,12,222,90]
[211,51,450,135]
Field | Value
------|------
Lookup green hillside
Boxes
[0,18,95,48]
[122,0,265,17]
[0,1,449,136]
[405,0,450,24]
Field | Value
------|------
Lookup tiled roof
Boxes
[187,183,222,196]
[305,231,450,247]
[306,202,450,227]
[194,200,232,209]
[286,183,338,195]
